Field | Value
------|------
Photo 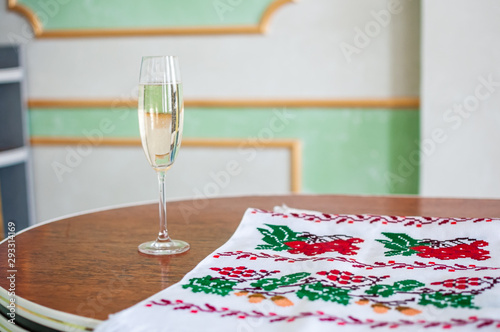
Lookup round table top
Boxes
[2,194,500,325]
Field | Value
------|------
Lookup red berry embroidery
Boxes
[411,241,490,261]
[210,267,279,279]
[431,277,483,290]
[284,238,363,256]
[210,266,258,278]
[317,269,366,285]
[256,224,363,257]
[378,233,491,261]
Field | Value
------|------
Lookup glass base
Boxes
[138,239,190,255]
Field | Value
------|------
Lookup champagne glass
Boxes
[137,56,189,255]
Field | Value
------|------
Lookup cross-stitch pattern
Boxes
[145,299,500,329]
[255,223,364,256]
[178,267,500,314]
[376,232,491,261]
[96,208,500,331]
[165,209,500,328]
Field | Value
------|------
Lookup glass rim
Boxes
[141,55,178,60]
[139,55,181,84]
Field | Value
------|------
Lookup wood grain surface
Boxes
[1,195,500,320]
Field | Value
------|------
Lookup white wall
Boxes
[421,0,500,198]
[32,146,291,221]
[1,0,420,99]
[0,0,421,222]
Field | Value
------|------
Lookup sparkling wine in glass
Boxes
[137,56,189,255]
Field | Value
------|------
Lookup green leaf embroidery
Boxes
[365,284,395,297]
[365,279,424,297]
[182,276,237,296]
[250,278,281,291]
[250,272,310,291]
[419,292,478,309]
[376,233,430,257]
[255,224,302,251]
[393,280,425,292]
[253,244,275,250]
[280,272,311,284]
[297,282,350,305]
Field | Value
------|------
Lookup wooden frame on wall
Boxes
[27,98,420,109]
[30,137,302,193]
[7,0,295,38]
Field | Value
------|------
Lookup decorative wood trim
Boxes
[7,0,294,38]
[30,137,139,146]
[289,140,301,193]
[36,26,262,38]
[28,99,136,109]
[186,98,420,109]
[7,0,42,36]
[259,0,295,33]
[28,97,420,109]
[30,137,302,193]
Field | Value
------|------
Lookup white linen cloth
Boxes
[95,206,500,331]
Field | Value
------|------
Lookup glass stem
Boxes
[156,170,171,243]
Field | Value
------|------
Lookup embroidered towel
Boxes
[95,207,500,331]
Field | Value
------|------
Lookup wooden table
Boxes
[1,195,500,331]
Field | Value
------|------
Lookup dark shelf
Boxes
[0,82,24,151]
[0,45,20,69]
[0,44,33,233]
[0,163,30,230]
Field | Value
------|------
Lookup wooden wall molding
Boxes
[8,0,295,38]
[28,97,420,109]
[7,0,43,35]
[30,137,302,193]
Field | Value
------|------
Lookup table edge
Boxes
[7,193,500,247]
[0,287,102,331]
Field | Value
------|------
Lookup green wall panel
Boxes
[29,108,139,137]
[29,107,419,195]
[17,0,276,29]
